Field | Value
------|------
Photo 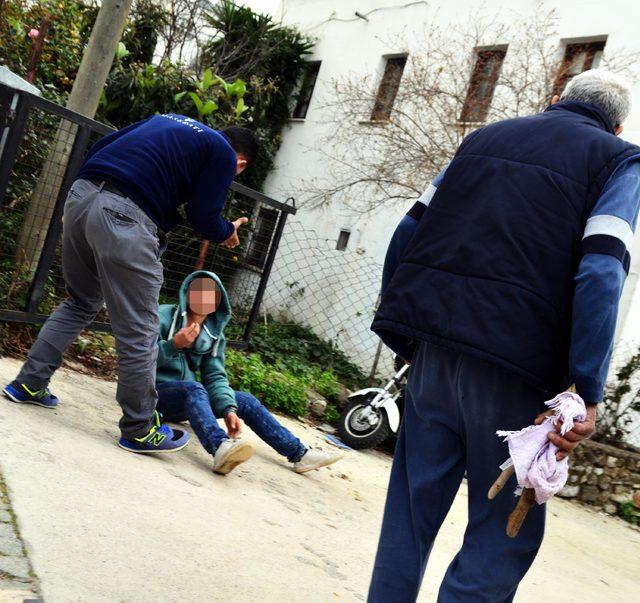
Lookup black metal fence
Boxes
[0,82,295,348]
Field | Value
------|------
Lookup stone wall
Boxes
[559,439,640,517]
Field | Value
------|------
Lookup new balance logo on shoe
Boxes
[145,431,167,446]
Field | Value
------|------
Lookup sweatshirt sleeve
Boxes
[200,334,237,417]
[569,157,640,402]
[185,139,236,243]
[381,166,447,293]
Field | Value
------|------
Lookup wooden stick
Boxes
[194,239,209,270]
[506,488,536,538]
[488,465,515,500]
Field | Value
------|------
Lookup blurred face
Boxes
[187,278,219,315]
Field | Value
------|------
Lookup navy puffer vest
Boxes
[372,101,639,393]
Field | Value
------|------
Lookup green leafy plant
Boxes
[199,0,315,189]
[236,319,367,389]
[226,349,309,416]
[115,41,130,60]
[618,500,638,525]
[188,68,219,117]
[119,0,167,66]
[307,367,342,401]
[225,343,350,420]
[324,404,340,423]
[0,0,98,97]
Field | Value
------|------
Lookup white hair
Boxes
[560,69,632,127]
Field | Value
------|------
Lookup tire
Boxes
[338,399,391,450]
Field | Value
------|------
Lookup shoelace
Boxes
[153,411,173,436]
[137,411,171,443]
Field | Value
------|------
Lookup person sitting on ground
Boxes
[155,271,344,475]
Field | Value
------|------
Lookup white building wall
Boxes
[243,0,640,378]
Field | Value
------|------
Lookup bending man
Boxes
[5,115,258,455]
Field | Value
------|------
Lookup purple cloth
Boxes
[496,392,587,504]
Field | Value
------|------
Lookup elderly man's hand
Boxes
[533,403,597,461]
[224,412,244,438]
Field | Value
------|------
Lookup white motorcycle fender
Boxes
[348,388,400,432]
[349,387,385,398]
[379,399,401,433]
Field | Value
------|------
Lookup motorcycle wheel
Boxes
[338,398,391,450]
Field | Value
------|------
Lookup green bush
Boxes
[226,349,308,416]
[618,501,638,525]
[1,0,314,191]
[200,0,314,190]
[0,0,96,99]
[232,320,367,389]
[309,367,342,400]
[225,348,346,420]
[226,317,366,426]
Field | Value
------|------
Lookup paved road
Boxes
[0,358,638,602]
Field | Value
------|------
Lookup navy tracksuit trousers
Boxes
[368,343,548,602]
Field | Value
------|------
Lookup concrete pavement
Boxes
[0,472,39,602]
[0,357,638,602]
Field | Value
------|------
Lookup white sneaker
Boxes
[292,447,344,473]
[212,439,254,475]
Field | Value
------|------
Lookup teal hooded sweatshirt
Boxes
[155,270,237,416]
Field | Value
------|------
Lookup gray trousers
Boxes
[17,179,164,438]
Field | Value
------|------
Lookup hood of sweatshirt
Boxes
[166,270,232,356]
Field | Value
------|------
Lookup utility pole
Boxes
[16,0,133,270]
[65,0,133,117]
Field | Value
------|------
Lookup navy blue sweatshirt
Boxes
[77,114,236,242]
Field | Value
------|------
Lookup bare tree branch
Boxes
[299,5,640,213]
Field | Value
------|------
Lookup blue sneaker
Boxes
[3,380,59,409]
[118,411,190,454]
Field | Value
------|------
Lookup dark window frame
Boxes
[292,61,322,119]
[336,229,351,251]
[370,55,408,122]
[552,40,606,97]
[459,47,507,124]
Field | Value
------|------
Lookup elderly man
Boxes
[369,69,640,601]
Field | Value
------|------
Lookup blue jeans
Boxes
[155,381,307,462]
[368,343,547,603]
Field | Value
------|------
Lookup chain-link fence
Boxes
[260,219,393,380]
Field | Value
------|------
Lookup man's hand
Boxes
[173,323,200,349]
[224,412,243,438]
[534,403,597,460]
[221,217,249,249]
